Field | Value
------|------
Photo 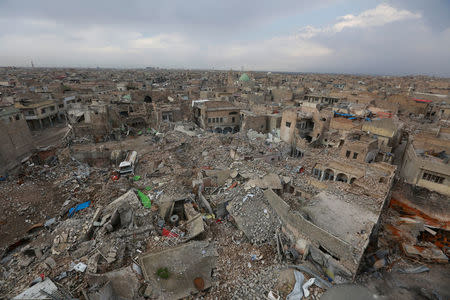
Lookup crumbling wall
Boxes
[0,118,34,174]
[271,88,293,101]
[241,115,268,133]
[388,94,428,115]
[264,189,360,276]
[70,148,112,167]
[280,109,297,143]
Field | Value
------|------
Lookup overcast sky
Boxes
[0,0,449,76]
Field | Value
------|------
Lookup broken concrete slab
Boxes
[245,173,282,190]
[139,241,217,299]
[13,278,59,299]
[183,203,205,240]
[402,242,448,263]
[102,189,140,217]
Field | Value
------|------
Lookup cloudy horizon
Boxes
[0,0,449,77]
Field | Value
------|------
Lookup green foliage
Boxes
[156,267,170,279]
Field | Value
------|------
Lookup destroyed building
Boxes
[240,110,281,134]
[280,107,331,146]
[400,127,450,196]
[0,67,449,300]
[15,99,63,130]
[67,102,117,141]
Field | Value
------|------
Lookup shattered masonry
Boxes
[0,68,449,300]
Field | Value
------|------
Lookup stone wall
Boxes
[241,115,268,133]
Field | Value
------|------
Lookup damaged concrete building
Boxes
[15,99,62,130]
[400,128,450,196]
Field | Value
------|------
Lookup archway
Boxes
[223,127,232,134]
[214,127,223,133]
[336,173,348,183]
[144,95,152,103]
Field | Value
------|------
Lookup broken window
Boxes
[208,118,211,123]
[346,150,351,158]
[422,172,445,184]
[41,108,46,114]
[162,113,173,122]
[353,152,358,159]
[232,117,235,123]
[313,168,320,178]
[286,122,291,128]
[220,117,223,123]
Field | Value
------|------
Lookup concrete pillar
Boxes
[320,170,325,181]
[49,116,53,127]
[39,119,43,130]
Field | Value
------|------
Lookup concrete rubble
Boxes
[0,68,449,299]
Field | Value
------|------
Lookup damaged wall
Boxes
[264,189,359,276]
[0,110,34,174]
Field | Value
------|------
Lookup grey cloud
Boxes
[388,0,450,31]
[0,1,449,76]
[0,0,335,37]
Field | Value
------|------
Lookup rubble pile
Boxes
[0,67,449,299]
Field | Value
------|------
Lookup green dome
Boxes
[239,73,250,82]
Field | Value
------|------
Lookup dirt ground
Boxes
[0,178,62,248]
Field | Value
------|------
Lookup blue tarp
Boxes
[68,200,91,217]
[333,111,354,117]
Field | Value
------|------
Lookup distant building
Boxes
[192,100,240,133]
[303,94,341,105]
